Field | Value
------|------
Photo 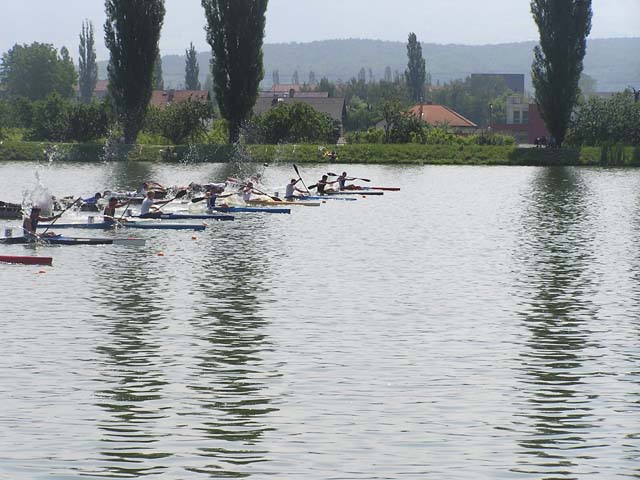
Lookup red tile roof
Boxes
[409,104,477,128]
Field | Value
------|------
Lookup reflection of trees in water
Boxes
[106,161,161,192]
[513,167,602,478]
[624,191,640,473]
[184,240,277,477]
[91,254,172,477]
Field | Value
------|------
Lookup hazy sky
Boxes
[1,0,638,59]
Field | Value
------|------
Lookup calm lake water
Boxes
[1,161,639,479]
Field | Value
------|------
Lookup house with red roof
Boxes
[408,103,478,134]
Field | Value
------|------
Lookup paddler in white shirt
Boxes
[285,178,304,199]
[242,182,255,202]
[139,190,177,217]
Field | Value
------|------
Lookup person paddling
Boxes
[205,185,233,209]
[139,190,178,218]
[315,175,337,195]
[336,172,356,191]
[103,197,128,225]
[242,182,255,202]
[22,206,59,239]
[285,178,305,199]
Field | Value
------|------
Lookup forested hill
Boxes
[99,38,639,93]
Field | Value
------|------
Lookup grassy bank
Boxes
[1,141,639,166]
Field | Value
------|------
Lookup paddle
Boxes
[155,189,187,212]
[40,197,82,236]
[327,172,371,182]
[293,164,311,194]
[225,177,282,202]
[191,192,234,204]
[116,197,135,223]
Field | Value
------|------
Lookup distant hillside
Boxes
[99,38,640,93]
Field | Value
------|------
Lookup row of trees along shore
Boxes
[0,0,638,151]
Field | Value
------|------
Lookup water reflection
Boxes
[90,252,172,478]
[184,236,278,477]
[512,168,602,478]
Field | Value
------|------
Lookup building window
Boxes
[514,110,521,124]
[522,110,529,125]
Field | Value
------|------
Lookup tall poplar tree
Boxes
[531,0,592,147]
[185,42,201,90]
[78,20,98,103]
[202,0,269,143]
[153,52,164,90]
[105,0,165,144]
[405,32,426,103]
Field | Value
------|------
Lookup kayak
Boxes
[326,191,384,196]
[0,255,53,266]
[1,235,146,246]
[345,186,401,192]
[209,206,291,214]
[134,213,235,221]
[247,199,321,207]
[293,195,357,202]
[39,222,206,231]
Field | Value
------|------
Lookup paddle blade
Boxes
[175,190,188,199]
[191,197,207,203]
[293,164,301,177]
[327,172,337,176]
[360,178,371,182]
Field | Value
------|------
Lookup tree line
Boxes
[1,0,636,149]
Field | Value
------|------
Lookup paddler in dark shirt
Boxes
[336,172,356,191]
[22,206,59,238]
[315,175,337,195]
[103,197,128,225]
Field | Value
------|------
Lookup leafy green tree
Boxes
[251,102,337,144]
[308,71,316,84]
[292,70,299,84]
[78,20,98,103]
[185,43,201,90]
[153,52,164,90]
[405,32,426,103]
[531,0,592,147]
[30,93,71,141]
[147,99,214,144]
[568,90,640,146]
[68,101,112,142]
[0,43,77,100]
[105,0,165,144]
[202,0,268,143]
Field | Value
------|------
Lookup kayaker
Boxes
[285,179,304,199]
[22,206,59,239]
[103,197,128,225]
[139,191,163,218]
[336,172,355,191]
[205,185,233,209]
[139,190,176,218]
[315,175,337,195]
[242,182,255,202]
[81,192,103,212]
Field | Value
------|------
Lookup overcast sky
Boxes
[1,0,638,59]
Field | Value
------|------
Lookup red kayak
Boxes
[0,255,53,266]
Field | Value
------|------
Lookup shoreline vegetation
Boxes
[0,141,638,166]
